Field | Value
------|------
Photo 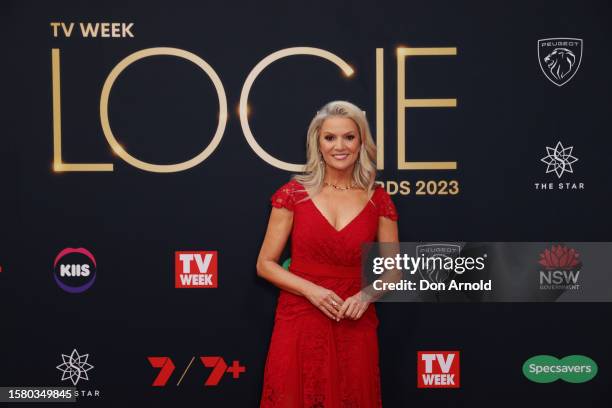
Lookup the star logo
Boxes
[56,349,94,386]
[540,141,578,178]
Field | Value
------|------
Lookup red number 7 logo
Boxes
[148,356,245,387]
[148,357,175,387]
[200,356,227,386]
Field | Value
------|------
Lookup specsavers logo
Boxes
[523,355,597,383]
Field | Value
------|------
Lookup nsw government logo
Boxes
[538,245,581,290]
[417,351,460,388]
[53,248,97,293]
[538,38,582,87]
[175,251,218,288]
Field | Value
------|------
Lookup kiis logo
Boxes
[175,251,218,288]
[538,245,581,290]
[53,248,96,293]
[417,351,460,388]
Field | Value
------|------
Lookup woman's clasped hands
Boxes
[305,284,371,322]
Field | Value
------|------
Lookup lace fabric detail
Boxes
[300,318,331,408]
[270,180,305,211]
[292,220,370,267]
[262,180,387,408]
[260,315,381,408]
[374,186,398,221]
[272,182,398,221]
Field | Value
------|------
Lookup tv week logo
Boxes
[175,251,218,288]
[417,351,460,388]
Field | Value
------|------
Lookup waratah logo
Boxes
[538,245,580,269]
[538,245,582,291]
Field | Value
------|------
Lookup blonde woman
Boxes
[258,101,399,407]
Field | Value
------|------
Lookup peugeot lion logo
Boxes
[538,38,583,87]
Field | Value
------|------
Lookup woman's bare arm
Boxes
[256,206,344,320]
[256,207,313,296]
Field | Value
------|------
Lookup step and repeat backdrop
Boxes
[2,0,612,406]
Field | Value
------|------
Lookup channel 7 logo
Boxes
[417,351,460,388]
[148,356,245,387]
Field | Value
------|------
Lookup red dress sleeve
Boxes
[271,180,299,211]
[373,186,398,221]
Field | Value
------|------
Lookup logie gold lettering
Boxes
[51,46,458,173]
[396,47,457,170]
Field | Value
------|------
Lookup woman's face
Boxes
[318,117,361,172]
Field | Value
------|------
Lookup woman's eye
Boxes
[324,135,334,141]
[345,135,355,140]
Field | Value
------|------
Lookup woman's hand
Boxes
[338,291,371,320]
[304,284,344,321]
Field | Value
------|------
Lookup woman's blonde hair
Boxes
[293,100,377,196]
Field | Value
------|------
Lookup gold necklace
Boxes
[323,181,357,191]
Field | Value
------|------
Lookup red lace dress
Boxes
[261,179,398,408]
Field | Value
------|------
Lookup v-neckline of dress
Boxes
[307,189,375,233]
